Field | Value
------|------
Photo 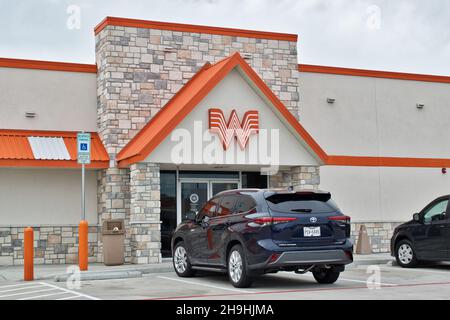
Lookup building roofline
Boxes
[299,64,450,84]
[0,57,97,73]
[116,52,326,167]
[94,16,298,42]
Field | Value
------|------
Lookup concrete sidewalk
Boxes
[0,254,393,282]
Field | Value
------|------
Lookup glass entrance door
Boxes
[180,181,208,222]
[211,182,239,196]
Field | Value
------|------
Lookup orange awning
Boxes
[0,129,109,168]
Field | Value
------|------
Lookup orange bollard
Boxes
[24,227,34,281]
[79,220,89,271]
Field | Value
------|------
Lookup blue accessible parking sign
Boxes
[77,133,91,164]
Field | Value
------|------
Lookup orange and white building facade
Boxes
[0,17,449,265]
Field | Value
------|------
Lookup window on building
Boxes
[241,171,267,189]
[160,171,176,257]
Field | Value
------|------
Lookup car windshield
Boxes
[265,192,340,214]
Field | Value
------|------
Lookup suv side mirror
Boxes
[413,213,420,222]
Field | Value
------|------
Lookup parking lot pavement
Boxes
[16,263,448,300]
[0,281,99,300]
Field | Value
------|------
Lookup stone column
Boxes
[97,168,131,263]
[129,163,161,264]
[270,166,320,190]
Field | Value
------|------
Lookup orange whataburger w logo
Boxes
[208,108,259,150]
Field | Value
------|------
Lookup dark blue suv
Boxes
[171,189,353,288]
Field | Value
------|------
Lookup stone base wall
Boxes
[0,225,99,266]
[270,166,320,190]
[129,163,161,264]
[97,168,131,263]
[351,222,404,253]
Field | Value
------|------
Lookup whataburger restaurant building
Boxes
[0,17,449,266]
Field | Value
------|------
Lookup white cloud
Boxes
[0,0,449,75]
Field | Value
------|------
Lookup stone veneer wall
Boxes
[97,168,131,263]
[129,163,161,264]
[95,24,301,264]
[270,166,320,190]
[95,25,300,158]
[351,222,403,253]
[0,226,98,266]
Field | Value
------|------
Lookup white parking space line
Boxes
[0,285,45,293]
[381,265,450,275]
[0,288,55,299]
[291,273,398,286]
[0,282,99,300]
[157,276,253,293]
[0,283,42,289]
[57,295,82,300]
[40,282,100,300]
[18,291,70,300]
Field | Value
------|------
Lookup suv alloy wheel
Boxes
[228,244,252,288]
[173,241,196,277]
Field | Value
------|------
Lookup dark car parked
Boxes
[391,195,450,267]
[171,189,353,288]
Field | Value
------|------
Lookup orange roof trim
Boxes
[0,58,97,73]
[327,155,450,168]
[117,52,326,167]
[94,16,298,42]
[299,64,450,84]
[0,130,109,168]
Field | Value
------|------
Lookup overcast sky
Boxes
[1,0,449,75]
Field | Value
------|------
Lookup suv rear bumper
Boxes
[246,239,353,273]
[247,249,353,274]
[269,249,352,266]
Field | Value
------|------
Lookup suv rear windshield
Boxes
[265,192,340,214]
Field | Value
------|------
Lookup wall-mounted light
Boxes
[327,98,335,104]
[442,168,447,175]
[416,103,425,109]
[25,112,36,118]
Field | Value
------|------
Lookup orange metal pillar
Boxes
[79,220,88,271]
[24,227,34,281]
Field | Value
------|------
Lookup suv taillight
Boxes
[247,216,297,227]
[328,215,351,237]
[328,215,351,224]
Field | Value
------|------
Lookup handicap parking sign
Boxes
[77,133,91,164]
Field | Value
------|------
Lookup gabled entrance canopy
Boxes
[117,52,328,168]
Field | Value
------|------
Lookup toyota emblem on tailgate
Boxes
[310,217,318,223]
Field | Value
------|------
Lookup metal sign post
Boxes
[77,132,91,271]
[77,132,91,220]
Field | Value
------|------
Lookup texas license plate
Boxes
[303,226,321,237]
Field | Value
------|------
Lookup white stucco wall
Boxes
[0,67,97,132]
[0,168,98,226]
[146,68,319,167]
[320,166,449,222]
[299,72,450,158]
[300,71,450,223]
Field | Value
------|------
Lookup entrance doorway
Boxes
[160,170,267,257]
[178,179,240,222]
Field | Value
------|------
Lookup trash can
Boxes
[102,219,125,266]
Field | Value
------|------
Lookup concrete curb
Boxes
[54,270,143,282]
[44,263,174,282]
[350,257,395,268]
[20,255,396,282]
